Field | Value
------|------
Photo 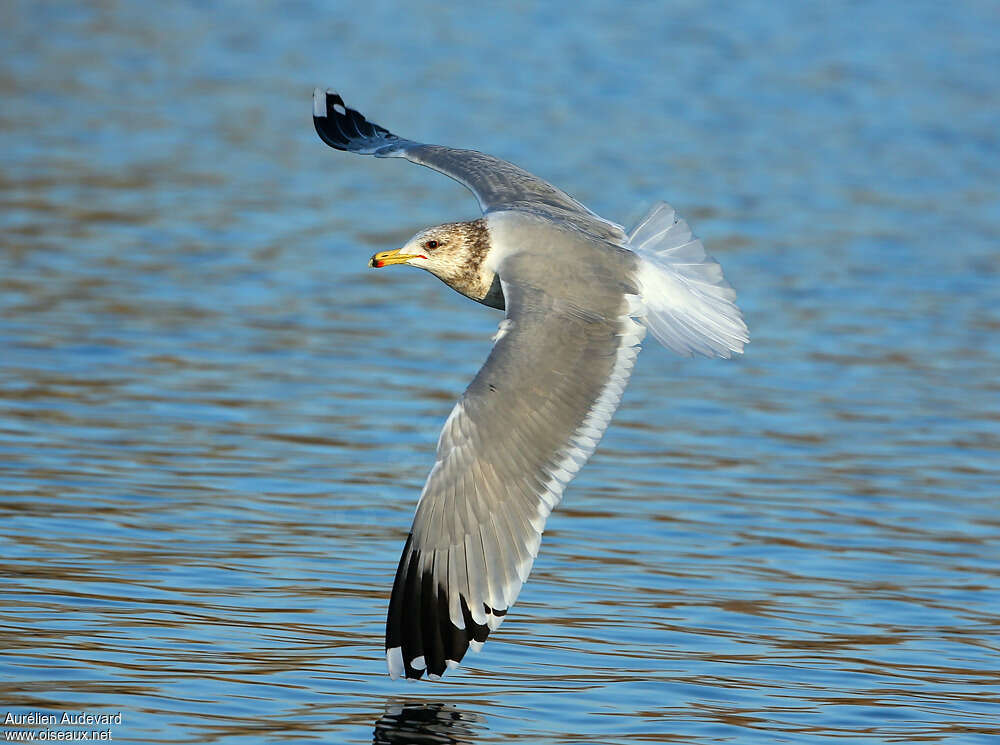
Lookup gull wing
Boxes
[313,89,626,244]
[384,275,645,679]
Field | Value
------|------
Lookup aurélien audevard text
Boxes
[6,713,122,727]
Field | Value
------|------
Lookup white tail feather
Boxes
[629,202,748,358]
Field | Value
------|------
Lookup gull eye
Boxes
[424,239,439,250]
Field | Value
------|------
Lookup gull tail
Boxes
[628,201,748,358]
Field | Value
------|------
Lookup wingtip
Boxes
[312,89,401,155]
[312,88,351,151]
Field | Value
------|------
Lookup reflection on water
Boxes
[373,701,484,745]
[3,0,1000,743]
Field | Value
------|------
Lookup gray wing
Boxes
[313,88,626,244]
[384,273,646,679]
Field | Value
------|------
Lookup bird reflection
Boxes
[373,700,484,745]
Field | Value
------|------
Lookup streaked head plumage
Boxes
[369,219,496,304]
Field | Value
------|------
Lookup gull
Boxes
[313,89,748,680]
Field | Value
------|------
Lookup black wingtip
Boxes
[312,88,350,151]
[386,535,498,681]
[312,88,400,154]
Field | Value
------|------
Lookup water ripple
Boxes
[3,1,999,743]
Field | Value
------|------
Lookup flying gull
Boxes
[313,89,748,680]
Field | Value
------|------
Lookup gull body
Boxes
[313,89,748,680]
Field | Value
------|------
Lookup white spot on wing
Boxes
[312,88,326,118]
[387,647,404,680]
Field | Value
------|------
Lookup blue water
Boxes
[2,1,999,743]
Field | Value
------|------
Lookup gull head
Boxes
[369,219,497,305]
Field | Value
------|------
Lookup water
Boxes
[2,1,999,742]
